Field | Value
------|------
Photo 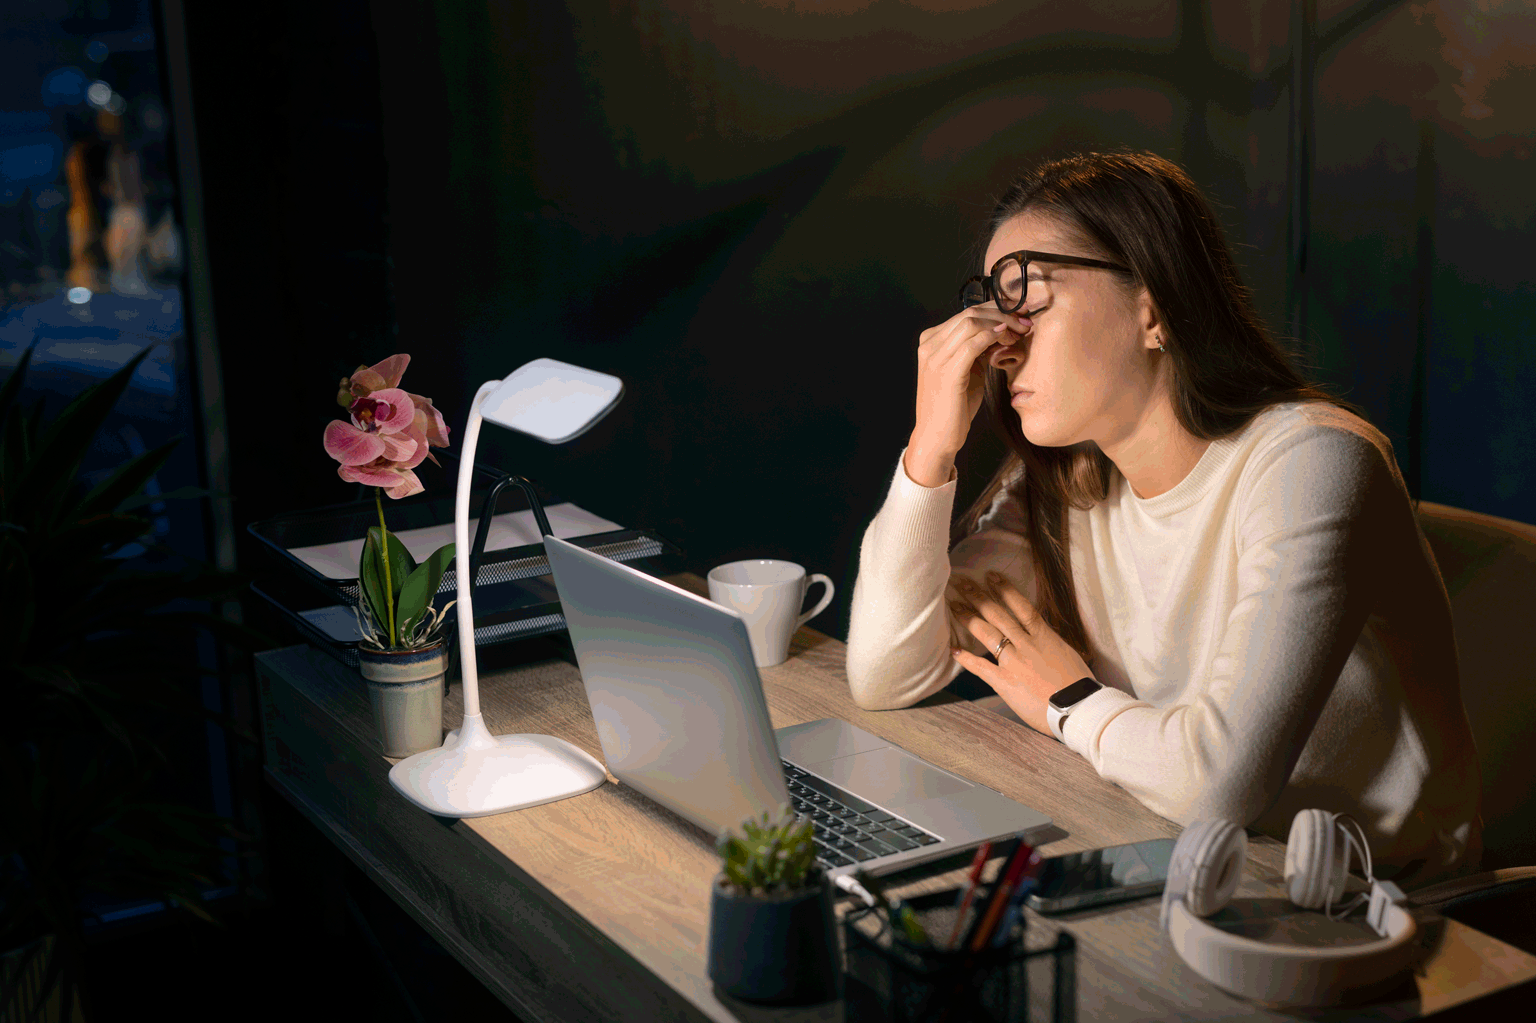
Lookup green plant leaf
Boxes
[359,530,390,632]
[716,805,818,895]
[360,526,416,644]
[13,347,156,531]
[0,340,36,415]
[43,512,155,561]
[375,526,417,599]
[117,485,209,512]
[395,542,454,639]
[74,437,182,519]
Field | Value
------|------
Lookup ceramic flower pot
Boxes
[358,640,449,757]
[706,871,843,1006]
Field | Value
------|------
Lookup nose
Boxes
[989,340,1025,370]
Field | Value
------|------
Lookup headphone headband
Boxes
[1163,813,1419,1007]
[1165,894,1416,1007]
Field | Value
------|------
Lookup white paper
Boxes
[287,501,624,580]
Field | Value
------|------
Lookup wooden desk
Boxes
[255,573,1536,1022]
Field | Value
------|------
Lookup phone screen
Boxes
[1029,838,1176,910]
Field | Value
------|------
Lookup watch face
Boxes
[1049,677,1102,710]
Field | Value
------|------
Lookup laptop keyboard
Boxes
[782,760,941,869]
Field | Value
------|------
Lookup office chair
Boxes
[1407,500,1536,956]
[1415,500,1536,873]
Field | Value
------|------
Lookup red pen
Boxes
[967,841,1035,953]
[945,841,992,951]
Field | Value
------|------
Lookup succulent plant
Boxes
[716,804,820,897]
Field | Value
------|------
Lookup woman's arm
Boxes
[1057,422,1392,826]
[849,301,1032,708]
[846,451,1033,709]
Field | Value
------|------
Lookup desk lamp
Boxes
[388,358,624,817]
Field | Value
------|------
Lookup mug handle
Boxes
[797,574,835,628]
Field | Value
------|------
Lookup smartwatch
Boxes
[1046,677,1104,740]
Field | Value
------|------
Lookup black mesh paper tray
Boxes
[246,454,683,611]
[246,455,684,658]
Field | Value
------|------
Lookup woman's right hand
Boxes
[905,306,1031,487]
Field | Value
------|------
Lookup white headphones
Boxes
[1160,811,1418,1008]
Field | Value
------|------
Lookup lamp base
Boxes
[387,712,608,818]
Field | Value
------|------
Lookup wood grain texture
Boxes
[256,572,1536,1022]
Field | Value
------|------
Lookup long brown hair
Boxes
[953,151,1373,664]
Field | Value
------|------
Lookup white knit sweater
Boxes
[846,401,1483,887]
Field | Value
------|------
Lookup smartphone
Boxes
[1023,837,1177,913]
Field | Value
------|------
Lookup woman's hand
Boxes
[905,307,1031,487]
[948,571,1093,736]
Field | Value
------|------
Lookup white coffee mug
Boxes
[707,560,835,668]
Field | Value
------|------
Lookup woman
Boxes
[845,151,1482,888]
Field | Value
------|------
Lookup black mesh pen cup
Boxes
[843,887,1076,1023]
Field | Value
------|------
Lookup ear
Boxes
[1138,288,1164,351]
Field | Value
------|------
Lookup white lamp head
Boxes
[481,358,624,444]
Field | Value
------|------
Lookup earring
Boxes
[1155,336,1166,352]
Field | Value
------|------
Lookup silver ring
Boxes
[993,635,1011,659]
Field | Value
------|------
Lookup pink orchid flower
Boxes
[337,354,451,453]
[324,355,451,499]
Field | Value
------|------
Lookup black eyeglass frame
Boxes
[960,249,1130,312]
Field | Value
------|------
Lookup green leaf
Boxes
[375,526,417,600]
[14,347,156,527]
[0,340,36,416]
[44,512,155,559]
[117,485,209,512]
[74,437,181,519]
[395,542,454,639]
[360,526,416,643]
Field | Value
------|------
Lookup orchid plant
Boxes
[323,354,457,652]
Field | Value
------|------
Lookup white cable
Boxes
[1326,813,1375,921]
[834,872,878,908]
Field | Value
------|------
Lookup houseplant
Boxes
[323,354,456,757]
[708,805,842,1005]
[1,345,262,1021]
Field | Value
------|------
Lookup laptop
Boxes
[542,534,1052,878]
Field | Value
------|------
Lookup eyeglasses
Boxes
[959,250,1130,313]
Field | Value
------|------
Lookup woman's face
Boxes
[982,211,1163,451]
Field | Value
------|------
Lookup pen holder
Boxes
[842,888,1076,1023]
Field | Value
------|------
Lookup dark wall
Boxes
[186,0,1536,642]
[181,0,403,573]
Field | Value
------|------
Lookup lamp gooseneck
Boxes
[453,380,500,727]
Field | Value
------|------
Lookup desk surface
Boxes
[255,573,1536,1022]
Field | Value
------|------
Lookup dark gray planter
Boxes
[706,872,842,1006]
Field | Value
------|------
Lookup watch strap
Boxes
[1046,676,1103,741]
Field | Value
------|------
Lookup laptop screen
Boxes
[542,535,793,837]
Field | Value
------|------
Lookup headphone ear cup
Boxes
[1184,820,1246,917]
[1285,809,1347,910]
[1162,819,1246,931]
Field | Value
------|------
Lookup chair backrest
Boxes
[1416,500,1536,870]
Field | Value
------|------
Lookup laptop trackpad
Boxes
[819,748,974,805]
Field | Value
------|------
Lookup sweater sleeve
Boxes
[1060,423,1390,827]
[846,450,1035,710]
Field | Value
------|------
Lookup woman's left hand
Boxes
[948,571,1095,736]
